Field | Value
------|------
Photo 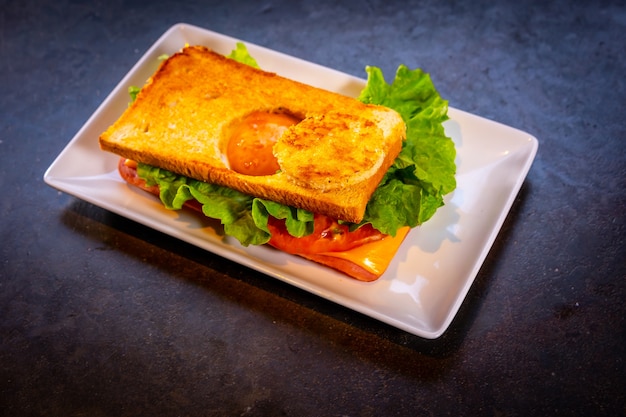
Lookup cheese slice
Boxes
[302,227,410,281]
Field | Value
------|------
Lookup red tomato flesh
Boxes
[266,214,384,254]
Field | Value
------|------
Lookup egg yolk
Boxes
[227,111,300,176]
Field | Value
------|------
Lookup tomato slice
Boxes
[266,214,384,255]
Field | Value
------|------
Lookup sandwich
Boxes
[99,44,456,281]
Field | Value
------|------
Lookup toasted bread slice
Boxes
[100,45,405,223]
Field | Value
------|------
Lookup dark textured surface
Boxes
[1,0,625,416]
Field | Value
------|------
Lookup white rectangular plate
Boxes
[44,23,538,339]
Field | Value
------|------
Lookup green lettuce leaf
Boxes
[135,45,456,246]
[227,42,260,68]
[137,163,315,246]
[359,65,456,235]
[128,85,141,102]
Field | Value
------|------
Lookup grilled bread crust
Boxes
[99,45,405,223]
